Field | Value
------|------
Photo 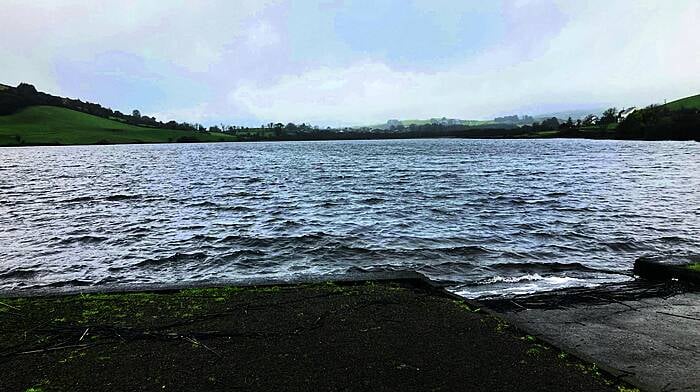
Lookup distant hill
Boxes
[369,109,607,130]
[0,106,237,146]
[0,82,256,146]
[365,118,494,130]
[663,94,700,111]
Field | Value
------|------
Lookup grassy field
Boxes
[663,94,700,110]
[0,106,240,146]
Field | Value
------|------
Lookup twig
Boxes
[587,295,638,311]
[0,301,20,311]
[79,328,90,342]
[183,336,222,358]
[656,311,700,321]
[14,344,92,356]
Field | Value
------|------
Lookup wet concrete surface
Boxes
[490,288,699,392]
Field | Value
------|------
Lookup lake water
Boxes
[0,139,698,298]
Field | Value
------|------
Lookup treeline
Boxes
[515,105,698,141]
[617,105,699,140]
[268,123,524,141]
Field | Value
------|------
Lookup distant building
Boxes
[617,107,637,122]
[387,119,401,127]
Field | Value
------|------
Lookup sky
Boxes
[2,0,699,127]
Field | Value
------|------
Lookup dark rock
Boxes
[634,256,700,284]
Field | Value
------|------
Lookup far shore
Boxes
[1,133,698,149]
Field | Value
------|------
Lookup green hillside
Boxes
[0,106,238,146]
[663,94,700,111]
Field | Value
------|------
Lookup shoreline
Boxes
[0,269,639,301]
[1,135,698,149]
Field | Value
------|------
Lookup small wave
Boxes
[477,273,548,284]
[280,220,301,228]
[189,201,219,208]
[602,240,649,252]
[57,235,108,245]
[188,234,218,242]
[126,226,151,234]
[225,191,253,197]
[134,252,208,267]
[417,261,481,275]
[432,194,457,200]
[179,225,207,230]
[217,235,275,248]
[105,194,141,201]
[511,198,555,205]
[544,192,568,197]
[453,273,629,299]
[95,276,120,285]
[222,205,254,212]
[543,244,580,253]
[61,196,93,203]
[345,265,414,274]
[489,261,608,274]
[498,250,533,259]
[44,279,93,287]
[216,249,266,262]
[360,197,384,205]
[320,244,492,260]
[432,245,492,256]
[0,268,40,279]
[658,236,693,244]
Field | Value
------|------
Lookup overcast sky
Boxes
[2,0,699,126]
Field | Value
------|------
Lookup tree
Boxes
[540,117,559,131]
[600,107,618,125]
[132,109,141,118]
[559,117,574,129]
[16,83,38,96]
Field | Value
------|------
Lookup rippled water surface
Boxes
[1,139,698,297]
